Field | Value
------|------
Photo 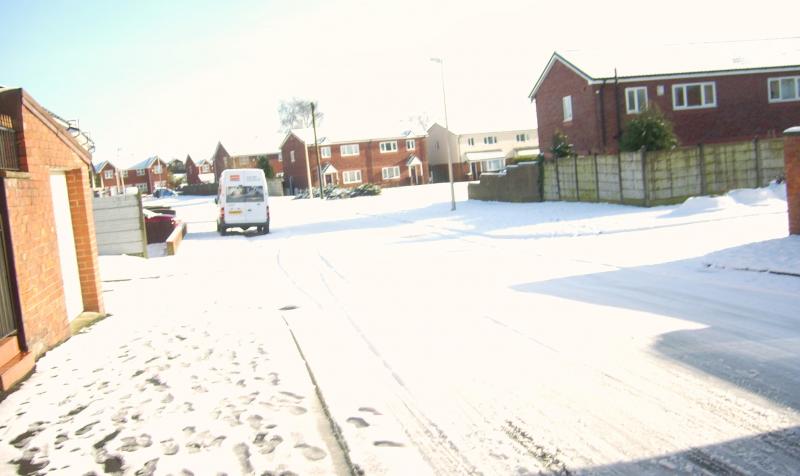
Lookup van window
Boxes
[226,185,264,203]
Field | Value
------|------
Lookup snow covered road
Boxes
[3,182,799,475]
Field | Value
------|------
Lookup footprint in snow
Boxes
[358,407,382,415]
[346,417,369,428]
[161,439,179,456]
[374,440,404,448]
[295,443,327,461]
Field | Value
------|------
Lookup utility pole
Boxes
[311,102,324,200]
[431,57,456,211]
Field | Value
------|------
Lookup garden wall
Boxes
[543,138,784,206]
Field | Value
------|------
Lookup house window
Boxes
[515,133,529,142]
[483,136,497,145]
[153,165,162,174]
[136,183,147,192]
[482,159,505,172]
[382,166,401,180]
[341,144,360,156]
[406,139,415,150]
[625,87,648,114]
[320,146,331,158]
[104,170,113,180]
[673,82,716,109]
[121,170,128,178]
[137,169,145,176]
[290,150,295,163]
[343,170,362,184]
[467,138,475,146]
[768,76,800,103]
[379,141,398,153]
[563,96,573,122]
[278,152,283,162]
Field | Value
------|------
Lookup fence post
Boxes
[593,153,600,202]
[698,143,707,196]
[617,153,624,203]
[754,137,762,187]
[554,157,562,201]
[573,154,580,201]
[640,146,649,207]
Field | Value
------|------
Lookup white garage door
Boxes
[50,172,83,322]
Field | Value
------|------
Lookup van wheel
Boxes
[264,222,270,234]
[218,226,228,236]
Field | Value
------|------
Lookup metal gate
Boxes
[0,116,20,338]
[0,209,18,338]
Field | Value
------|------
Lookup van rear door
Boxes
[224,173,266,224]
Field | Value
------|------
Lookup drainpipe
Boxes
[599,79,607,150]
[613,69,622,152]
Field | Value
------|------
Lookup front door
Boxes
[50,172,83,322]
[410,166,418,185]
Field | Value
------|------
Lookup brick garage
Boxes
[0,88,104,359]
[785,127,800,235]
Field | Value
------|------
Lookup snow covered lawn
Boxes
[2,182,799,475]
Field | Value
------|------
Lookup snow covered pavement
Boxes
[0,252,349,475]
[2,182,799,475]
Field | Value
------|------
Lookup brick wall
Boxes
[785,128,800,235]
[0,90,104,356]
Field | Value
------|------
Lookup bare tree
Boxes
[407,113,431,132]
[278,98,324,132]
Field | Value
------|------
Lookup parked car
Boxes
[153,188,177,198]
[216,168,270,235]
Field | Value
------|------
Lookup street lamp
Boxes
[430,57,456,211]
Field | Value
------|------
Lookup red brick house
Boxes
[124,156,168,194]
[280,129,427,193]
[94,160,120,191]
[211,142,230,183]
[185,155,201,185]
[530,39,800,157]
[224,152,283,177]
[0,88,105,388]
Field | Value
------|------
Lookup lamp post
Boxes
[430,57,456,211]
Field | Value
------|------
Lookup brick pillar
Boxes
[65,167,105,314]
[784,127,800,235]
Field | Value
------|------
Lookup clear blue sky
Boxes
[2,0,797,166]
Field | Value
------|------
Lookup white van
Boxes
[216,168,270,235]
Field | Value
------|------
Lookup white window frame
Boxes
[515,133,529,142]
[405,139,415,150]
[379,141,398,153]
[320,146,331,158]
[768,76,800,103]
[121,170,128,178]
[343,170,362,184]
[341,144,360,156]
[153,165,162,174]
[467,138,475,146]
[672,82,717,110]
[290,150,295,163]
[137,169,145,176]
[104,170,113,180]
[482,159,505,172]
[483,136,497,145]
[625,86,648,114]
[382,166,401,180]
[278,152,283,162]
[563,96,573,122]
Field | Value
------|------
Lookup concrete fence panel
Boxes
[92,194,147,257]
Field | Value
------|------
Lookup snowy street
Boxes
[2,182,800,475]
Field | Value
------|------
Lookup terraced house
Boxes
[280,128,427,193]
[530,38,800,157]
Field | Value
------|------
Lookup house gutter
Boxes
[613,69,622,150]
